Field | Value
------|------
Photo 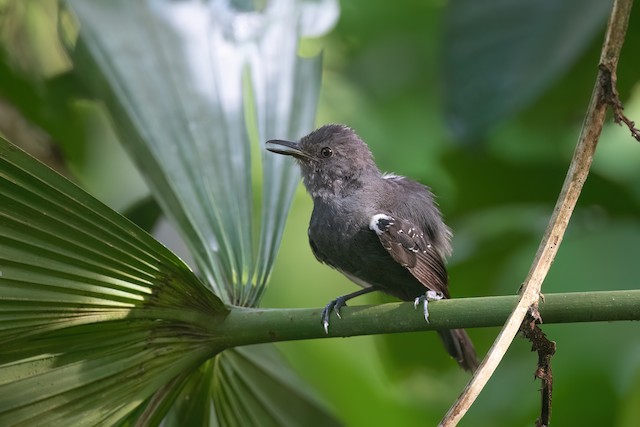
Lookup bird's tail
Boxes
[437,329,479,372]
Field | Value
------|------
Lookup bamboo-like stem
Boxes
[439,1,635,425]
[209,290,640,348]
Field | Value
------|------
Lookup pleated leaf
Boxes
[67,0,338,307]
[61,1,343,425]
[212,346,340,427]
[151,346,340,427]
[0,137,227,426]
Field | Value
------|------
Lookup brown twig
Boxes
[598,64,640,141]
[439,1,635,425]
[520,307,556,427]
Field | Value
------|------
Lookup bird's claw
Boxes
[413,290,443,324]
[321,296,348,334]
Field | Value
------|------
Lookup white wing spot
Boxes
[382,172,402,180]
[369,213,394,235]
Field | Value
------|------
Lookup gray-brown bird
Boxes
[266,124,478,371]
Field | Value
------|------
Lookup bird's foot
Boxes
[321,296,349,334]
[413,290,443,323]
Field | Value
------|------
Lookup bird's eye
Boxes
[320,147,333,158]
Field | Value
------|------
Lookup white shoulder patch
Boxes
[382,172,402,180]
[369,213,394,235]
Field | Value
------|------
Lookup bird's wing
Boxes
[369,214,449,297]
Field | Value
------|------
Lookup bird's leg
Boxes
[321,287,379,334]
[413,290,444,324]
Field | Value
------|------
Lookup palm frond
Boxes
[0,137,227,425]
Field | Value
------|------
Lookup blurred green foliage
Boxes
[1,0,640,425]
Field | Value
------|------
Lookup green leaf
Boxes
[162,360,220,427]
[60,1,343,426]
[138,347,341,427]
[0,137,227,425]
[442,0,611,140]
[212,346,340,427]
[118,371,198,427]
[66,0,337,307]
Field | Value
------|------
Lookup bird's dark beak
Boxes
[266,139,314,161]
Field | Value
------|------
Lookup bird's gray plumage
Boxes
[266,124,478,371]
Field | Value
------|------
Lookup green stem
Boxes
[213,290,640,348]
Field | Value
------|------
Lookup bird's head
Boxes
[266,124,379,199]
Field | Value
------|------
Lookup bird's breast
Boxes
[307,198,430,301]
[308,199,371,249]
[308,200,360,263]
